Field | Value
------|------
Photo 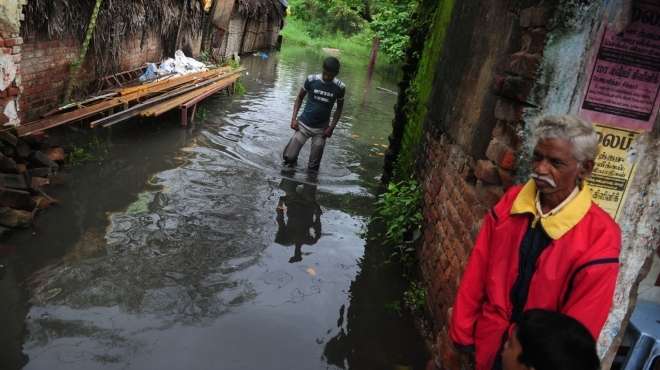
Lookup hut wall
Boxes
[212,4,284,60]
[256,16,270,50]
[224,15,247,58]
[241,19,259,54]
[217,29,229,59]
[269,20,280,48]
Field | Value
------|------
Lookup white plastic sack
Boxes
[138,63,159,82]
[156,50,207,76]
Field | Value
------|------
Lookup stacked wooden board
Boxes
[16,67,243,137]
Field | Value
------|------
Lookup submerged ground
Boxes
[0,45,428,370]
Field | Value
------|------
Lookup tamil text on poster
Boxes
[580,1,660,132]
[587,125,639,219]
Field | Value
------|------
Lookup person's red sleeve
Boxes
[449,210,495,348]
[561,224,621,340]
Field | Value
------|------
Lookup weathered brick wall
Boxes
[20,39,82,120]
[20,32,166,121]
[0,35,23,126]
[416,0,660,368]
[118,33,166,73]
[414,1,556,366]
[0,1,24,127]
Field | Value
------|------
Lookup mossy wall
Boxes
[394,0,455,179]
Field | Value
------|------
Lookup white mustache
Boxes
[531,173,557,188]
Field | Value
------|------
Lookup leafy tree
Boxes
[370,0,416,61]
[288,0,418,62]
[289,0,367,35]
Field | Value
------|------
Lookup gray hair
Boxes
[533,115,599,163]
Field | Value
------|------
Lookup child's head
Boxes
[502,309,600,370]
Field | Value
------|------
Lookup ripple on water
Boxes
[17,49,427,370]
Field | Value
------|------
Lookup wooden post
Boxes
[367,37,380,80]
[63,0,103,104]
[175,0,190,52]
[201,0,220,53]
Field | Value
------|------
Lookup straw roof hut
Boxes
[22,0,285,75]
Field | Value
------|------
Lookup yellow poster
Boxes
[587,125,639,220]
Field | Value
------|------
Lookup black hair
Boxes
[517,309,600,370]
[323,57,340,74]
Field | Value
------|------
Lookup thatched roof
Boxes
[236,0,284,20]
[22,0,285,76]
[23,0,206,75]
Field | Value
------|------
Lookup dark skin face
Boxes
[322,69,337,82]
[532,138,594,213]
[501,329,531,370]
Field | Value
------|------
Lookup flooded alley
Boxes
[0,47,428,370]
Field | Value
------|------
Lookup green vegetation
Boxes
[375,178,422,248]
[370,1,417,61]
[374,166,427,316]
[395,0,455,178]
[225,58,241,70]
[281,18,372,59]
[403,281,427,313]
[285,0,420,63]
[289,0,367,36]
[234,79,247,96]
[198,50,215,65]
[66,136,109,165]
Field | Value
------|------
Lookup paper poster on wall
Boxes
[580,0,660,132]
[587,125,639,220]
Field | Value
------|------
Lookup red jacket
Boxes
[449,181,621,370]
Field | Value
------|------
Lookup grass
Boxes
[234,79,246,95]
[66,135,109,165]
[281,18,373,60]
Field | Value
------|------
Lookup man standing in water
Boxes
[446,115,621,370]
[283,57,345,171]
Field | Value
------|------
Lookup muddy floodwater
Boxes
[0,46,428,370]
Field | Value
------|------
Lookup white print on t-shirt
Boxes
[313,89,334,103]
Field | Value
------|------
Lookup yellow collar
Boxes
[511,180,593,240]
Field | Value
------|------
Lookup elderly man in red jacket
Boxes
[447,115,621,370]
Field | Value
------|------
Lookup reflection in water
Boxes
[0,262,29,369]
[275,174,322,263]
[322,223,429,370]
[0,46,426,370]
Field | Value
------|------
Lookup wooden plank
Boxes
[41,92,118,118]
[182,80,234,109]
[17,96,135,137]
[118,67,228,96]
[93,70,242,128]
[141,74,240,117]
[17,67,235,137]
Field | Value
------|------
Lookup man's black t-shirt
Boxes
[298,74,346,128]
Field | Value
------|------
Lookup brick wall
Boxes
[412,1,554,366]
[20,32,166,121]
[0,35,23,126]
[20,38,81,120]
[0,1,24,127]
[414,1,660,368]
[118,33,165,74]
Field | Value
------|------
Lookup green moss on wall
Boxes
[395,0,455,179]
